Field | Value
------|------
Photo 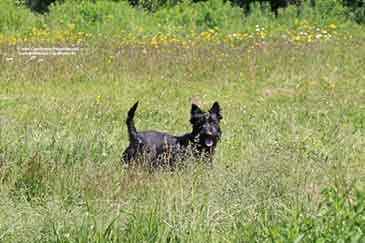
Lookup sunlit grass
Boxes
[0,0,365,241]
[1,31,364,241]
[0,22,351,48]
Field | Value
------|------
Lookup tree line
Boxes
[24,0,365,22]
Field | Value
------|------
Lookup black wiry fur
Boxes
[121,101,222,168]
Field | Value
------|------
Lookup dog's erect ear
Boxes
[190,104,205,124]
[209,102,222,121]
[191,104,204,116]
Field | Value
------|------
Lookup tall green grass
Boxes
[0,0,364,241]
[1,35,365,241]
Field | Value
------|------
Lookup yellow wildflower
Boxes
[329,24,336,29]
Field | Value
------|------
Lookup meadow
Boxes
[1,0,365,242]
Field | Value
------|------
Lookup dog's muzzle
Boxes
[205,136,214,147]
[201,133,216,147]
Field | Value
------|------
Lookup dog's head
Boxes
[190,102,222,152]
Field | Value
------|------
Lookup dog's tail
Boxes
[126,101,139,141]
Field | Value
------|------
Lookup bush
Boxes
[154,0,244,33]
[0,0,39,34]
[314,0,346,21]
[47,0,155,34]
[133,0,183,12]
[343,0,365,23]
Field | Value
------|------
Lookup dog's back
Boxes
[122,102,179,166]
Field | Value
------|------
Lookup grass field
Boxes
[1,1,365,242]
[1,36,365,242]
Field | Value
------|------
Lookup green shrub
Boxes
[312,0,347,23]
[136,0,182,12]
[154,0,244,33]
[0,0,39,34]
[343,0,365,23]
[47,0,155,34]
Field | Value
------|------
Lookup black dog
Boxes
[121,101,222,168]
